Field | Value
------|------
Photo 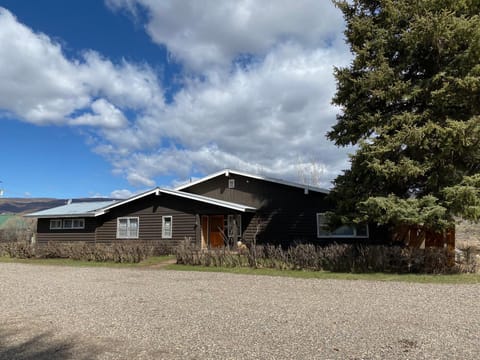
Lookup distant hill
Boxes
[0,198,118,215]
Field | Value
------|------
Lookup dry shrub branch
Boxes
[176,242,478,274]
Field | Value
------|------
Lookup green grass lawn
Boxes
[1,256,479,283]
[0,255,175,268]
[166,264,480,284]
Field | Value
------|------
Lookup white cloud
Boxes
[0,7,163,127]
[110,189,134,199]
[107,0,346,71]
[1,2,352,191]
[96,42,352,188]
[70,99,128,129]
[100,0,352,188]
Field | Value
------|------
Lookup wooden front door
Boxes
[209,215,224,248]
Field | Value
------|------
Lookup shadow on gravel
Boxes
[0,328,98,360]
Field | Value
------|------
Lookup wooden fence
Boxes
[393,225,455,266]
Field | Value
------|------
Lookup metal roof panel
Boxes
[26,201,118,218]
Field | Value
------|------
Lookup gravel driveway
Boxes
[1,263,479,359]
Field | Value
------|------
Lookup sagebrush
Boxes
[176,242,478,274]
[0,241,163,263]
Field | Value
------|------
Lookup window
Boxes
[227,215,242,238]
[50,219,62,230]
[50,218,84,230]
[63,219,73,229]
[228,179,235,189]
[317,213,368,238]
[162,216,172,238]
[72,219,85,229]
[117,217,139,239]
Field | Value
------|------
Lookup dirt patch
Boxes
[143,257,177,269]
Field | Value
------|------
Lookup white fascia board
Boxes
[175,168,330,194]
[94,186,256,215]
[159,188,256,212]
[175,170,227,191]
[93,188,160,216]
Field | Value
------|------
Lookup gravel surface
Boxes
[1,263,479,359]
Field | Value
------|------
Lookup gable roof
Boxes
[97,187,256,214]
[25,200,118,218]
[175,168,330,194]
[26,188,256,218]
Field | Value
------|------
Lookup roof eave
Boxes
[159,188,257,212]
[175,168,330,194]
[25,213,97,218]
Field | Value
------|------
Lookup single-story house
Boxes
[26,169,372,249]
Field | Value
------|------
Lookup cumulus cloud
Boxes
[110,189,135,199]
[0,7,163,127]
[0,2,352,190]
[95,41,351,188]
[70,99,128,129]
[106,0,346,71]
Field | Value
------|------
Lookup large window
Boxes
[162,216,173,239]
[117,217,139,239]
[50,218,84,230]
[317,213,368,238]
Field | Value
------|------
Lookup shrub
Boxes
[455,241,479,273]
[0,241,156,263]
[175,243,477,274]
[0,241,35,259]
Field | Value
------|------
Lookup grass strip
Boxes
[0,255,175,268]
[166,264,480,284]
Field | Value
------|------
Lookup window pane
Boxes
[236,215,242,238]
[163,217,172,238]
[332,225,355,236]
[227,215,234,237]
[73,219,84,229]
[318,228,330,236]
[317,214,330,236]
[63,219,73,229]
[50,220,62,229]
[129,218,138,237]
[129,218,138,229]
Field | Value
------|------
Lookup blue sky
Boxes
[0,0,351,199]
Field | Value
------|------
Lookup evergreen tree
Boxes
[329,0,480,231]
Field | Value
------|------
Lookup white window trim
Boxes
[162,216,173,239]
[50,218,84,230]
[228,178,235,189]
[50,219,62,230]
[227,214,242,238]
[316,213,369,238]
[71,219,85,229]
[116,217,139,239]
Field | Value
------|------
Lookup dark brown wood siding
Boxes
[183,173,332,245]
[36,218,96,244]
[35,194,244,250]
[96,194,196,249]
[95,193,242,249]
